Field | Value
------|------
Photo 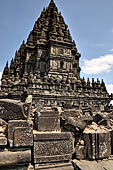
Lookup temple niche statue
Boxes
[0,0,113,170]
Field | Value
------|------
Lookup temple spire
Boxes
[49,0,56,8]
[50,0,54,3]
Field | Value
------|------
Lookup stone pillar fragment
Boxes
[84,132,111,160]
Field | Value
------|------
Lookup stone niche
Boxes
[33,132,74,164]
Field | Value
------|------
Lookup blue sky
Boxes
[0,0,113,92]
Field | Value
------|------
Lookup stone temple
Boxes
[0,0,113,170]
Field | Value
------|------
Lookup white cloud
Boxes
[0,72,2,85]
[105,84,113,105]
[106,84,113,94]
[82,54,113,75]
[110,49,113,52]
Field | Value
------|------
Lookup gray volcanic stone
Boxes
[34,132,74,164]
[8,120,33,147]
[0,136,7,146]
[84,132,111,160]
[38,117,60,132]
[0,149,31,167]
[0,99,28,121]
[75,145,85,160]
[61,110,88,132]
[14,126,33,147]
[34,109,60,132]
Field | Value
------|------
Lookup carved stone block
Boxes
[0,99,28,121]
[0,135,7,146]
[75,145,85,160]
[38,117,60,132]
[84,132,111,160]
[8,120,33,147]
[84,133,96,160]
[34,132,74,164]
[35,109,60,132]
[98,132,111,159]
[14,126,33,147]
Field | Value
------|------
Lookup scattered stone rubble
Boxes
[0,0,113,169]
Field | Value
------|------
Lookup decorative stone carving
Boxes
[33,132,74,164]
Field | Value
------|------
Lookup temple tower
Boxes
[0,0,110,109]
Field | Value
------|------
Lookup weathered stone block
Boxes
[84,132,111,160]
[0,149,31,167]
[61,110,87,132]
[75,145,85,160]
[98,132,111,159]
[84,133,97,160]
[35,109,60,132]
[38,117,60,132]
[34,132,74,164]
[0,135,7,146]
[14,126,33,147]
[8,120,33,147]
[1,165,34,170]
[0,99,28,121]
[35,162,74,170]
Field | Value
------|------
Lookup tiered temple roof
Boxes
[0,0,111,109]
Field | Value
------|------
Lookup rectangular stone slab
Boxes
[35,162,74,170]
[0,149,31,167]
[34,132,72,141]
[14,126,33,147]
[84,132,111,160]
[0,99,28,120]
[34,132,74,164]
[38,117,60,132]
[35,109,60,132]
[8,120,33,147]
[1,165,33,170]
[39,110,59,117]
[75,145,85,160]
[98,132,111,159]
